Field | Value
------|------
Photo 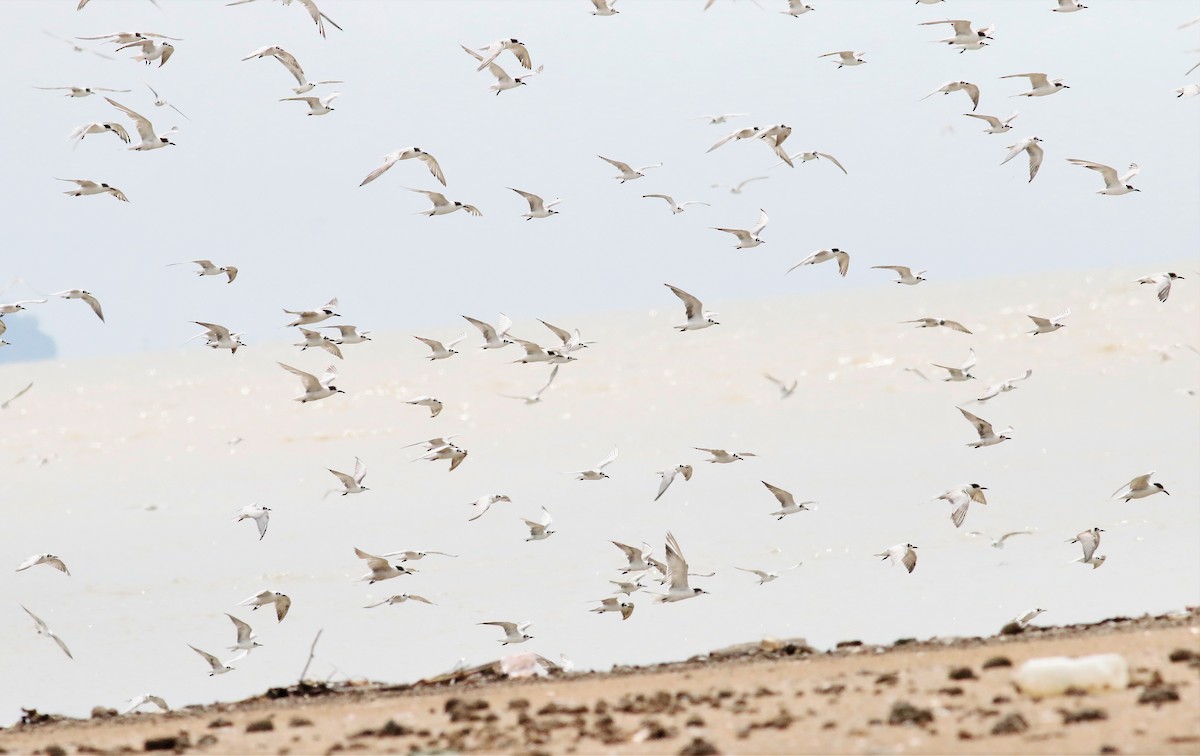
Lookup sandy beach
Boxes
[3,609,1197,755]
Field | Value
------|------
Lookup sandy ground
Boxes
[3,610,1197,755]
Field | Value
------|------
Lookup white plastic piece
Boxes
[1013,653,1128,698]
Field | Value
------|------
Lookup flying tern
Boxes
[242,45,341,94]
[234,504,271,540]
[1000,136,1044,182]
[696,448,755,463]
[1069,527,1103,562]
[903,317,972,334]
[105,98,176,151]
[328,457,368,495]
[818,50,865,67]
[404,396,444,418]
[35,85,130,97]
[653,532,709,602]
[959,407,1011,447]
[409,188,481,216]
[655,464,693,501]
[1066,159,1141,195]
[479,620,533,644]
[764,373,797,398]
[295,328,343,359]
[591,597,634,620]
[1135,273,1183,303]
[1112,472,1169,501]
[364,594,435,608]
[598,155,662,182]
[963,111,1018,133]
[238,590,291,621]
[22,606,72,659]
[226,0,342,39]
[974,370,1033,402]
[279,363,342,402]
[642,194,710,214]
[1027,308,1070,335]
[922,80,981,110]
[58,178,129,202]
[712,208,769,249]
[359,147,445,187]
[968,530,1032,549]
[931,349,977,382]
[415,333,466,360]
[511,188,562,219]
[225,614,262,653]
[354,547,416,583]
[875,543,918,573]
[502,364,559,404]
[116,38,175,66]
[284,297,339,326]
[522,507,555,541]
[15,554,70,576]
[280,92,340,115]
[189,645,233,675]
[170,259,237,283]
[468,493,512,522]
[1001,72,1069,97]
[320,324,370,344]
[146,83,189,119]
[192,322,244,353]
[762,481,812,519]
[787,248,850,277]
[665,284,719,330]
[50,290,104,322]
[872,265,925,285]
[572,447,618,480]
[463,314,513,348]
[735,564,801,584]
[67,122,130,146]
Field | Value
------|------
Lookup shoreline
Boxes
[4,608,1198,754]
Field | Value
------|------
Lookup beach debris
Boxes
[245,718,274,732]
[949,666,978,680]
[1014,653,1128,698]
[991,712,1029,735]
[887,701,934,727]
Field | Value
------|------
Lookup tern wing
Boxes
[816,152,848,174]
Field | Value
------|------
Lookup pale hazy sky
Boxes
[2,0,1198,359]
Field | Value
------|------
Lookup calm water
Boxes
[2,266,1197,723]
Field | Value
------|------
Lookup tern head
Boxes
[1127,185,1140,192]
[101,182,112,188]
[1155,483,1169,495]
[160,137,175,146]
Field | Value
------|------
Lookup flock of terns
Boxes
[5,0,1195,713]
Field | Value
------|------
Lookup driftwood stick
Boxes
[299,628,323,684]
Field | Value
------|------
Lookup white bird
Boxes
[666,284,720,331]
[729,176,768,194]
[919,19,994,48]
[379,549,458,562]
[479,620,533,644]
[284,298,339,326]
[598,155,662,182]
[654,532,709,602]
[280,92,340,115]
[116,38,175,66]
[234,504,271,540]
[968,530,1033,549]
[1027,308,1070,335]
[922,80,981,111]
[612,541,652,573]
[1176,84,1200,98]
[1069,527,1103,562]
[959,407,1011,448]
[1053,0,1087,10]
[1066,159,1141,195]
[591,597,634,620]
[872,265,925,285]
[1135,273,1184,303]
[782,1,814,16]
[279,362,342,402]
[328,457,369,495]
[192,321,245,353]
[35,85,130,97]
[1112,472,1169,502]
[0,300,46,316]
[538,320,593,353]
[404,395,443,418]
[75,31,179,46]
[503,364,560,404]
[643,194,710,214]
[295,328,343,359]
[470,38,533,72]
[940,483,989,509]
[58,178,129,202]
[1076,554,1107,569]
[763,373,797,398]
[188,645,233,675]
[413,443,468,472]
[963,111,1019,134]
[15,553,70,576]
[572,447,619,480]
[818,50,865,68]
[22,606,72,659]
[875,543,918,573]
[713,208,769,249]
[146,83,189,120]
[320,324,371,344]
[1000,136,1045,182]
[1001,72,1069,97]
[415,333,466,360]
[655,464,694,501]
[696,447,756,464]
[238,590,291,621]
[735,564,801,584]
[610,578,644,595]
[241,45,341,94]
[463,314,514,349]
[511,338,575,364]
[48,290,104,322]
[939,488,978,528]
[359,147,445,187]
[781,151,848,174]
[468,493,512,522]
[1014,608,1047,628]
[409,188,481,217]
[931,348,977,382]
[903,317,973,334]
[974,369,1033,402]
[762,481,812,520]
[225,614,262,653]
[121,695,169,715]
[522,507,555,541]
[1,382,33,410]
[104,98,176,151]
[590,0,620,15]
[354,548,415,583]
[707,126,782,158]
[226,0,342,38]
[459,45,541,94]
[694,113,749,124]
[787,248,850,277]
[67,121,131,147]
[364,594,435,608]
[511,188,562,219]
[170,259,237,283]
